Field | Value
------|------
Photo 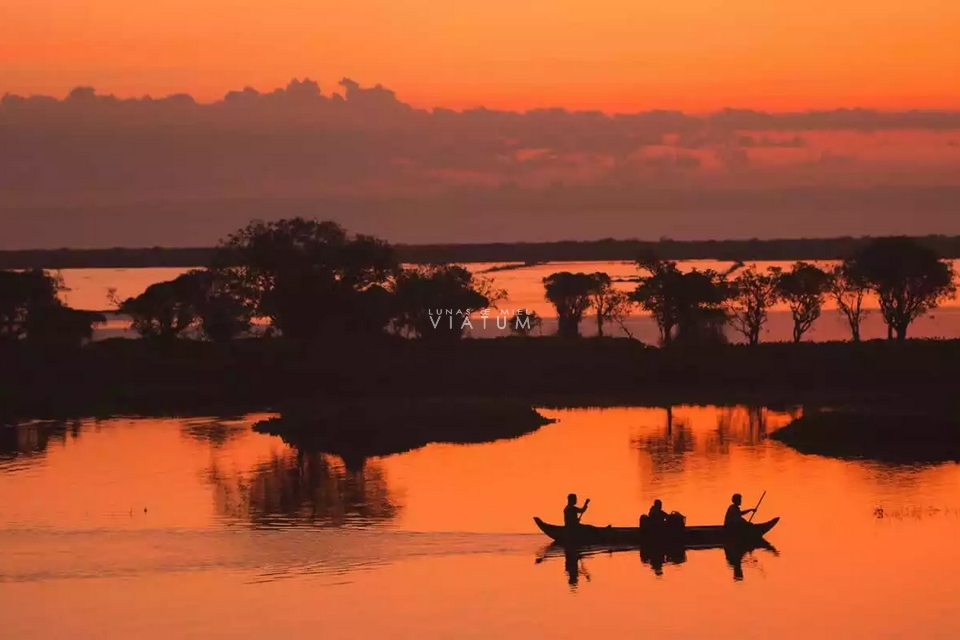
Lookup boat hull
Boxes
[533,516,779,548]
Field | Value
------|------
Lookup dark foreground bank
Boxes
[252,398,555,470]
[3,336,958,421]
[771,409,960,463]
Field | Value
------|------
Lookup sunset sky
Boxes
[1,1,960,248]
[3,0,959,112]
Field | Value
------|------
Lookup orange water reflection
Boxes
[2,406,960,638]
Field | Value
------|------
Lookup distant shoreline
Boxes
[4,235,960,269]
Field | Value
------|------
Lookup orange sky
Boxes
[2,0,959,111]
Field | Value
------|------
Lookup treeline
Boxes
[5,234,960,269]
[536,236,956,343]
[89,218,509,343]
[3,217,957,349]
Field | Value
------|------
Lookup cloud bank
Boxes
[1,79,959,248]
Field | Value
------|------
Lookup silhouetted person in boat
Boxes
[724,494,757,529]
[648,499,668,524]
[565,494,590,528]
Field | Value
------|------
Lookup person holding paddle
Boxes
[724,493,757,529]
[564,494,590,529]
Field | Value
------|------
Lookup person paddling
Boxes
[564,493,590,529]
[724,493,757,529]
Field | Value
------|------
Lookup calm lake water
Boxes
[57,260,960,342]
[3,406,960,638]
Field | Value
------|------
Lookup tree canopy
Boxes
[543,272,598,338]
[852,237,956,340]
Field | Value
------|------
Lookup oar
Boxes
[748,491,766,522]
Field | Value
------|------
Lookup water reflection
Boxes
[632,406,800,479]
[179,417,249,447]
[640,544,689,576]
[6,406,960,639]
[633,407,698,476]
[175,412,405,528]
[564,548,591,589]
[0,420,82,465]
[205,449,403,528]
[537,540,779,589]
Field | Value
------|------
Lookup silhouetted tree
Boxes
[117,273,202,339]
[727,267,780,345]
[0,269,101,346]
[186,269,254,341]
[26,306,106,347]
[215,218,399,340]
[828,260,869,343]
[543,272,597,338]
[509,309,543,336]
[605,291,637,338]
[588,272,635,337]
[853,237,957,340]
[672,269,730,346]
[0,269,61,340]
[392,264,499,340]
[776,262,831,343]
[634,260,729,346]
[632,258,681,345]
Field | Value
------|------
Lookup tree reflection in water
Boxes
[632,407,697,477]
[634,405,802,479]
[179,417,250,447]
[205,449,402,528]
[0,419,82,464]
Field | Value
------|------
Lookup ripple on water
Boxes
[0,527,542,584]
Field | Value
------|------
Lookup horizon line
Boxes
[4,233,960,254]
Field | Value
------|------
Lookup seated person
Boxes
[724,493,757,529]
[564,493,590,528]
[648,499,668,524]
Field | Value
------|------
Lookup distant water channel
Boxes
[57,260,960,342]
[3,406,960,638]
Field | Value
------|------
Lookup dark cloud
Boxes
[715,146,751,170]
[1,79,959,248]
[708,108,960,131]
[815,151,856,167]
[737,134,806,148]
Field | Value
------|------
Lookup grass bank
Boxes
[770,408,960,464]
[2,336,957,423]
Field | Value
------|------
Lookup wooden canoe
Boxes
[533,515,779,548]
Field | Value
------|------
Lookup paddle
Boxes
[748,491,766,522]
